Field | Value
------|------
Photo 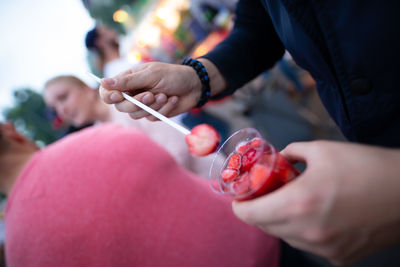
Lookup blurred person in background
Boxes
[1,121,280,267]
[98,0,400,266]
[43,75,216,178]
[85,24,133,78]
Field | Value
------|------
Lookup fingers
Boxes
[232,182,301,226]
[128,94,168,119]
[99,85,124,104]
[280,142,312,164]
[142,96,179,121]
[114,92,167,115]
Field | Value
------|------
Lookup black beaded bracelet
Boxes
[181,58,211,108]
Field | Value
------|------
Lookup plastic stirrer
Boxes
[87,72,191,135]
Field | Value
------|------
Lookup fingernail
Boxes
[142,94,153,104]
[110,92,122,102]
[156,94,166,104]
[102,78,117,87]
[170,96,178,104]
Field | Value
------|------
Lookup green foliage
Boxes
[89,5,126,34]
[3,88,63,146]
[84,0,154,34]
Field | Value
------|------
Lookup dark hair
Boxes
[85,26,106,72]
[85,27,99,51]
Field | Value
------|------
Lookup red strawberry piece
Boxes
[221,168,239,182]
[235,141,250,154]
[250,137,263,148]
[227,153,241,170]
[275,153,288,170]
[232,173,251,195]
[250,164,270,189]
[185,124,221,156]
[275,154,300,183]
[241,148,259,171]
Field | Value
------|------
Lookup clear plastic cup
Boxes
[209,128,300,200]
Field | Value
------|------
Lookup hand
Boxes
[99,62,202,121]
[232,140,400,266]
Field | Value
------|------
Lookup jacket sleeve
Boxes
[202,0,285,98]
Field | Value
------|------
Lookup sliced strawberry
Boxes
[227,153,241,170]
[232,173,251,195]
[235,141,250,154]
[241,148,259,171]
[250,164,270,189]
[275,154,300,183]
[250,137,263,148]
[185,124,221,157]
[221,168,239,182]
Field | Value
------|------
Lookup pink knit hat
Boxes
[5,124,280,267]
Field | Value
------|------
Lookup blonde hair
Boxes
[44,75,87,90]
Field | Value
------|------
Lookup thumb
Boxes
[101,64,156,93]
[232,177,303,225]
[99,67,153,104]
[280,141,313,165]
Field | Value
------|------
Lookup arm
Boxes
[232,141,400,266]
[202,0,285,98]
[99,0,285,120]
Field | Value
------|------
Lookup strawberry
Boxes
[227,153,241,170]
[185,124,221,156]
[275,154,300,183]
[241,148,259,171]
[250,164,270,189]
[250,137,263,148]
[221,168,239,182]
[232,173,251,195]
[235,141,250,154]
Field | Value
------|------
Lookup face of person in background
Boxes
[44,81,96,127]
[95,25,119,51]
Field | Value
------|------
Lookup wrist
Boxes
[197,58,227,97]
[181,58,211,107]
[179,64,202,108]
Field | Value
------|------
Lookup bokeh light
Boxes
[113,9,129,23]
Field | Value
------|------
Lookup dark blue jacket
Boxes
[204,0,400,147]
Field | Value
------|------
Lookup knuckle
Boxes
[99,88,111,103]
[120,74,131,87]
[303,227,335,245]
[149,103,162,111]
